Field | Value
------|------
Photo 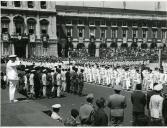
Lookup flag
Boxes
[157,2,160,11]
[123,1,126,9]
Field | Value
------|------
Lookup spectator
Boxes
[149,84,164,126]
[51,104,62,122]
[107,85,127,126]
[79,93,95,126]
[93,97,108,126]
[131,83,147,126]
[64,109,80,126]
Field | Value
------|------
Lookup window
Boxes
[78,20,84,25]
[89,20,95,26]
[28,23,35,34]
[41,25,48,34]
[78,28,84,38]
[1,23,9,33]
[133,21,138,27]
[28,1,34,8]
[100,29,106,38]
[152,22,157,27]
[112,29,117,38]
[101,20,106,26]
[112,21,117,26]
[162,30,167,39]
[132,30,137,38]
[14,1,21,7]
[40,1,46,9]
[142,22,147,27]
[161,22,166,28]
[142,30,147,38]
[1,1,7,6]
[15,23,23,34]
[122,29,127,38]
[67,28,72,37]
[66,20,72,25]
[122,21,127,26]
[153,30,157,38]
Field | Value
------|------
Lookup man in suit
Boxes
[65,68,71,93]
[107,85,127,126]
[131,83,146,126]
[93,97,108,126]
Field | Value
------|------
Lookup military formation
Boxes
[17,60,85,99]
[1,55,167,126]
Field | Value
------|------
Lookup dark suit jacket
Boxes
[131,90,146,113]
[162,98,167,119]
[93,108,108,126]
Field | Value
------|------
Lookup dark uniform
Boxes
[65,69,71,93]
[34,70,42,99]
[46,71,52,98]
[78,69,84,96]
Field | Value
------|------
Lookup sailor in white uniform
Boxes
[6,55,20,103]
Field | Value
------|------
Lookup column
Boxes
[36,15,40,39]
[52,16,57,39]
[23,15,27,34]
[48,16,52,39]
[26,44,28,58]
[12,43,15,54]
[9,15,14,35]
[95,48,99,57]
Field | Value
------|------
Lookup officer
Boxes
[107,85,127,126]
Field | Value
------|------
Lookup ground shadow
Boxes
[43,110,52,117]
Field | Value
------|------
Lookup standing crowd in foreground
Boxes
[1,54,167,126]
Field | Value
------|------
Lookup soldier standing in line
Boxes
[78,69,84,96]
[56,69,62,98]
[46,70,52,98]
[42,69,47,98]
[73,67,79,94]
[65,68,71,93]
[34,67,42,99]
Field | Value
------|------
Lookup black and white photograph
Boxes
[1,0,167,126]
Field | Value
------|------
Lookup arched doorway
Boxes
[99,43,107,58]
[88,43,96,57]
[13,16,27,58]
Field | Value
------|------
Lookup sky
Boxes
[55,1,167,11]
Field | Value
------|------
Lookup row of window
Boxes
[1,22,166,39]
[65,28,167,39]
[1,1,47,9]
[65,20,166,28]
[1,22,48,35]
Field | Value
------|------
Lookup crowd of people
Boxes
[51,83,167,126]
[1,53,167,126]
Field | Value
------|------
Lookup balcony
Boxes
[122,25,128,28]
[142,26,148,29]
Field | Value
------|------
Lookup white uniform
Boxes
[6,59,20,101]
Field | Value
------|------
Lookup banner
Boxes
[30,34,36,42]
[2,34,9,42]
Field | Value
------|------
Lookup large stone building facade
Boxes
[1,2,167,58]
[1,1,57,58]
[56,5,167,57]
